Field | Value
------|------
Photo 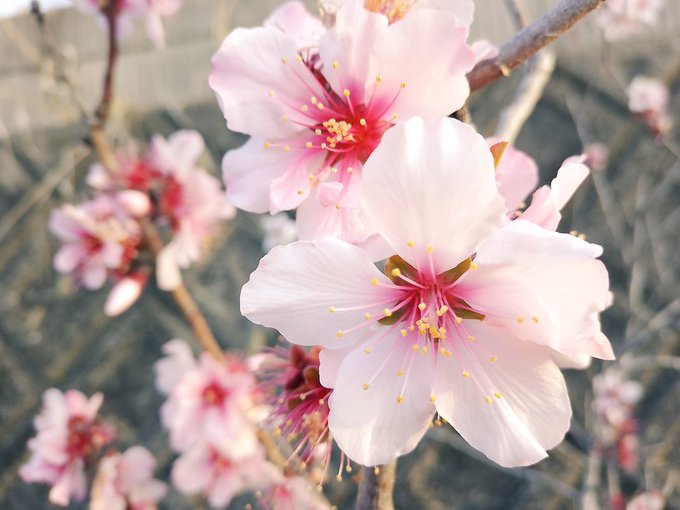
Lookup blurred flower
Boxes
[263,475,333,510]
[627,491,665,510]
[242,117,613,467]
[210,0,475,244]
[488,140,539,216]
[261,213,298,252]
[90,446,167,510]
[20,389,115,506]
[583,143,610,172]
[627,76,673,137]
[596,0,663,40]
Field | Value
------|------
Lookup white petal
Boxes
[156,243,182,291]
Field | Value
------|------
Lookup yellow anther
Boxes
[430,395,437,402]
[494,392,502,399]
[400,82,406,88]
[440,348,452,357]
[407,240,415,247]
[532,316,539,323]
[418,302,427,311]
[470,262,478,269]
[467,335,475,342]
[282,114,289,121]
[305,141,313,148]
[436,305,448,316]
[321,143,327,149]
[383,308,392,317]
[281,57,288,64]
[336,330,343,337]
[411,344,420,351]
[408,325,415,332]
[314,128,322,135]
[296,55,303,62]
[396,396,404,404]
[516,316,525,324]
[268,90,275,97]
[486,396,493,404]
[578,234,586,240]
[391,268,401,277]
[364,347,372,354]
[311,96,317,104]
[371,277,379,285]
[283,145,291,152]
[375,75,383,84]
[297,189,304,195]
[263,142,271,148]
[331,167,339,173]
[327,306,337,313]
[317,103,325,110]
[428,327,440,339]
[490,355,498,362]
[359,118,367,126]
[308,174,315,182]
[347,167,353,173]
[362,383,369,390]
[569,230,578,236]
[462,370,470,378]
[364,312,373,320]
[396,369,404,377]
[422,345,429,354]
[440,327,447,335]
[400,329,407,336]
[427,245,434,253]
[343,89,351,97]
[332,60,340,69]
[301,105,308,112]
[391,113,398,121]
[455,317,463,324]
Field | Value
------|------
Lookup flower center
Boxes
[364,0,416,22]
[202,381,228,407]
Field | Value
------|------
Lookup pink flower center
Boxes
[364,0,416,22]
[202,381,229,407]
[158,176,184,230]
[65,417,114,461]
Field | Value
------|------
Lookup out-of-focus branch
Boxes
[356,463,396,510]
[95,0,121,125]
[468,0,607,91]
[504,0,530,29]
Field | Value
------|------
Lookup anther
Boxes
[411,344,419,351]
[532,316,539,323]
[328,306,337,313]
[391,268,401,277]
[430,395,436,402]
[407,240,415,247]
[364,312,372,320]
[467,335,475,342]
[418,302,427,311]
[332,61,340,69]
[263,142,271,148]
[396,369,404,377]
[336,330,343,337]
[296,55,303,62]
[370,277,379,285]
[462,370,470,378]
[375,75,383,84]
[396,396,404,404]
[489,355,498,362]
[360,118,367,126]
[494,392,502,399]
[362,383,369,390]
[268,90,275,97]
[364,347,372,354]
[283,145,291,152]
[427,245,434,253]
[343,89,351,97]
[400,329,407,336]
[282,114,289,121]
[470,262,478,269]
[485,396,493,404]
[297,189,304,195]
[436,305,448,316]
[455,317,463,324]
[400,82,406,88]
[516,316,525,324]
[281,57,288,64]
[305,141,313,148]
[383,308,392,317]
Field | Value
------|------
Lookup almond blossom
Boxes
[627,491,666,510]
[20,389,116,506]
[596,0,663,41]
[627,76,673,137]
[242,117,614,467]
[90,446,167,510]
[210,0,475,244]
[263,475,334,510]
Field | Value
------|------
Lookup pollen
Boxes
[467,335,475,342]
[391,268,401,277]
[411,344,419,351]
[494,392,502,399]
[400,329,407,336]
[297,189,304,195]
[281,57,288,64]
[516,316,525,324]
[347,167,353,173]
[430,394,437,402]
[375,75,383,84]
[268,90,275,97]
[336,330,343,337]
[418,302,427,311]
[308,174,315,182]
[364,312,372,320]
[317,103,325,110]
[296,55,302,62]
[364,347,372,354]
[407,240,415,247]
[281,114,289,121]
[440,348,452,357]
[343,89,351,97]
[311,96,317,104]
[396,369,404,377]
[371,277,379,285]
[455,317,463,324]
[314,128,322,135]
[422,345,429,354]
[327,306,337,313]
[332,60,340,69]
[436,305,448,316]
[360,118,367,126]
[462,370,470,378]
[400,82,406,88]
[470,262,478,269]
[427,245,434,253]
[283,145,291,152]
[263,142,271,148]
[305,141,313,148]
[383,308,392,317]
[532,316,540,323]
[485,396,493,404]
[301,105,308,112]
[490,355,498,362]
[331,167,339,173]
[396,396,404,404]
[362,383,369,390]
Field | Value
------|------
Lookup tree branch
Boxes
[95,0,121,125]
[355,463,396,510]
[468,0,607,92]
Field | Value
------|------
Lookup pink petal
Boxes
[457,220,614,361]
[360,117,506,274]
[154,339,197,395]
[81,260,107,290]
[210,26,326,139]
[521,160,589,231]
[171,447,212,494]
[146,10,166,49]
[116,190,151,217]
[471,39,498,64]
[372,9,475,117]
[418,0,475,27]
[54,244,86,274]
[433,322,572,467]
[264,1,325,49]
[241,237,398,349]
[151,130,205,177]
[156,243,182,291]
[296,191,374,244]
[328,336,435,466]
[490,140,539,213]
[105,275,145,316]
[318,344,356,388]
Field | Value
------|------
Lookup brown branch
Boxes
[95,0,121,125]
[468,0,607,92]
[355,463,396,510]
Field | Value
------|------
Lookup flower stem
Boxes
[355,462,397,510]
[95,0,121,125]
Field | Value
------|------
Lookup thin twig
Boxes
[355,463,396,510]
[468,0,607,91]
[95,0,121,125]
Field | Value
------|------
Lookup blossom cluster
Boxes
[49,130,234,316]
[596,0,663,41]
[627,75,674,137]
[19,388,166,508]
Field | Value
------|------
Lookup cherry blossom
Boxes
[242,117,613,467]
[596,0,663,41]
[90,446,167,510]
[19,389,115,506]
[627,491,665,510]
[264,475,334,510]
[627,76,673,136]
[210,0,475,244]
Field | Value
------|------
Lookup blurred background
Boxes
[0,0,679,508]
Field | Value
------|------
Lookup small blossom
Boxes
[596,0,663,41]
[627,76,673,136]
[211,0,475,243]
[627,491,665,510]
[20,389,116,506]
[583,143,610,172]
[261,213,298,252]
[264,475,333,510]
[242,117,613,467]
[90,446,167,510]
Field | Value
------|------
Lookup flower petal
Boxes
[104,275,145,316]
[264,1,325,50]
[296,190,374,244]
[328,336,435,465]
[456,220,614,361]
[241,237,399,349]
[433,322,572,467]
[156,243,182,291]
[491,140,539,213]
[360,117,506,274]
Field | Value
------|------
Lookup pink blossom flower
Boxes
[49,193,146,291]
[255,345,332,465]
[488,140,539,216]
[596,0,663,40]
[583,143,609,172]
[264,475,333,510]
[627,76,673,136]
[147,131,235,290]
[155,341,259,457]
[241,117,613,467]
[261,213,298,252]
[210,0,475,244]
[20,389,116,506]
[90,446,167,510]
[171,441,279,509]
[627,491,665,510]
